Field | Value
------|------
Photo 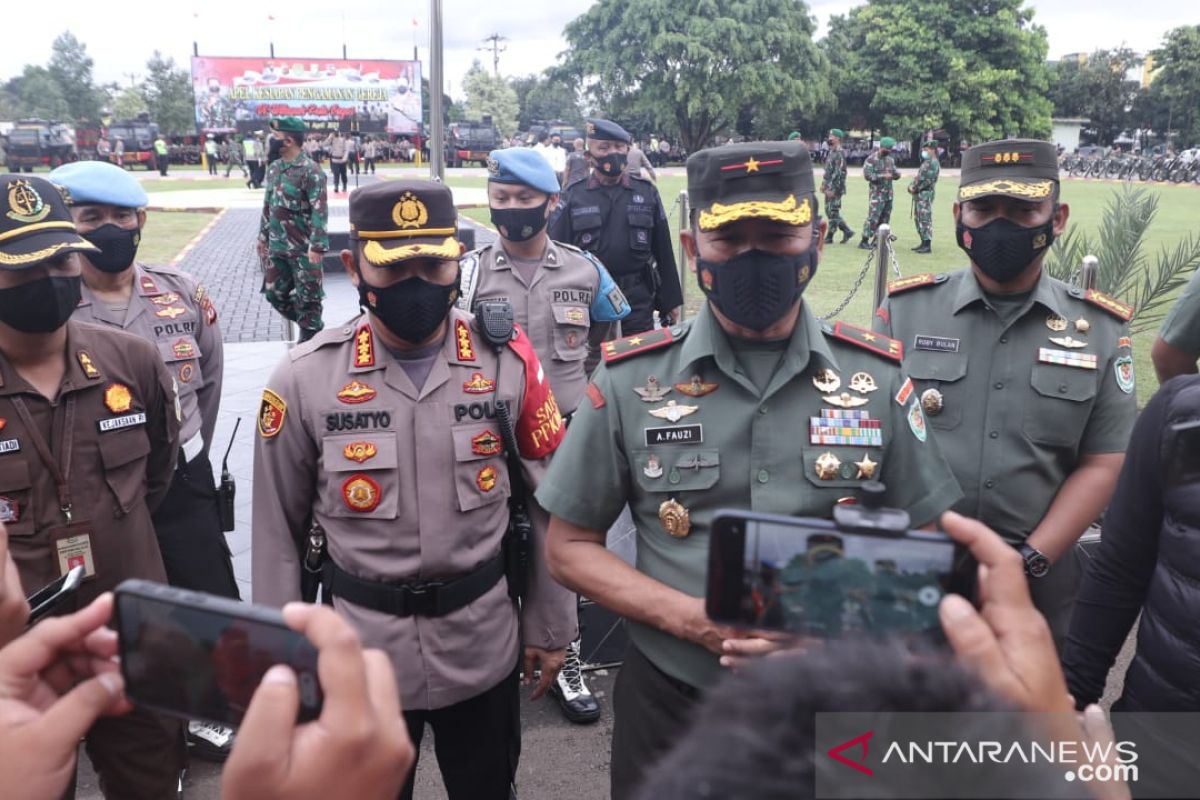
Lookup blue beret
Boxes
[585,118,631,144]
[50,161,149,208]
[486,148,560,195]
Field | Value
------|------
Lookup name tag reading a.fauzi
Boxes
[645,424,703,446]
[914,335,960,353]
[98,412,147,432]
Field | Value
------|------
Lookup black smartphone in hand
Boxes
[113,580,323,728]
[706,509,963,640]
[26,565,85,627]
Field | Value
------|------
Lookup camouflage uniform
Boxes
[861,151,897,244]
[910,154,940,243]
[259,151,329,333]
[820,145,850,240]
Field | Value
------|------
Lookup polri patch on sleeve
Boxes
[258,388,287,438]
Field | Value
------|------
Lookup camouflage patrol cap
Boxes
[349,180,461,266]
[829,128,846,139]
[686,140,815,232]
[0,174,98,270]
[958,139,1058,202]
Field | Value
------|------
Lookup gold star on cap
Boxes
[744,156,761,173]
[854,453,877,480]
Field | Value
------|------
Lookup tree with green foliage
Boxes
[112,85,148,121]
[462,60,519,137]
[47,31,102,123]
[9,66,70,121]
[828,0,1052,147]
[512,72,581,131]
[1048,49,1142,145]
[560,0,829,152]
[1152,25,1200,147]
[142,52,194,136]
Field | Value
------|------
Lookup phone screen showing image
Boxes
[709,515,956,638]
[116,590,321,727]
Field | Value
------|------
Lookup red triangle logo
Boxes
[827,730,874,776]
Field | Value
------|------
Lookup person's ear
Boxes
[546,195,560,217]
[136,209,147,230]
[815,220,827,259]
[1053,202,1070,236]
[952,202,962,225]
[341,249,358,285]
[680,228,697,273]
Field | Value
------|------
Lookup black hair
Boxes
[635,639,1074,800]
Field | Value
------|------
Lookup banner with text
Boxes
[190,56,422,135]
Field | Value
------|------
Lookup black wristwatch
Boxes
[1017,543,1051,578]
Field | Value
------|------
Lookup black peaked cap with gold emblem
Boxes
[0,174,98,270]
[958,139,1059,203]
[686,141,816,232]
[349,180,461,266]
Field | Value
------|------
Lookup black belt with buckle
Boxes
[322,552,506,618]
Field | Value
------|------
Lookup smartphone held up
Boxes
[113,580,323,729]
[706,483,970,640]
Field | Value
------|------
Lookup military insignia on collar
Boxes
[342,474,382,511]
[104,383,133,414]
[337,380,377,404]
[139,275,160,294]
[77,351,100,379]
[391,191,429,229]
[6,180,49,223]
[455,320,476,362]
[471,430,502,456]
[476,465,498,492]
[1114,355,1135,394]
[463,372,496,394]
[258,389,287,438]
[674,376,718,397]
[354,324,376,368]
[342,441,378,463]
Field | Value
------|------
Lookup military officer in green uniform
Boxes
[537,140,962,799]
[257,116,329,342]
[859,136,901,250]
[820,128,854,244]
[875,139,1137,648]
[908,140,940,254]
[1152,266,1200,382]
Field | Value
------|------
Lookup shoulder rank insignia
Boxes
[138,274,160,294]
[828,321,903,362]
[1083,289,1134,322]
[455,319,476,362]
[601,327,675,364]
[77,350,101,379]
[887,273,937,296]
[353,324,376,368]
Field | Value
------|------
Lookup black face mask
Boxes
[81,224,140,273]
[593,152,627,176]
[0,275,82,334]
[267,137,283,162]
[358,270,460,344]
[956,216,1055,284]
[696,244,818,332]
[490,200,549,242]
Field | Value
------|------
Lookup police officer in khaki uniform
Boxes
[253,180,576,800]
[536,141,962,798]
[875,139,1136,647]
[460,147,630,725]
[0,174,183,798]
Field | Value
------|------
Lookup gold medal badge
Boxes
[658,499,690,538]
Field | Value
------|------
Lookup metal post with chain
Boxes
[820,224,905,322]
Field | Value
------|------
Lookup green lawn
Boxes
[648,175,1199,407]
[139,211,217,265]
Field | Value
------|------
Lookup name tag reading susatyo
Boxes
[644,424,703,446]
[98,412,147,433]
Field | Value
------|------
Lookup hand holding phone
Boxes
[26,566,84,628]
[221,603,414,800]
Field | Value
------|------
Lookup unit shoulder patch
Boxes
[827,321,903,362]
[1082,289,1134,321]
[887,273,941,296]
[601,327,676,364]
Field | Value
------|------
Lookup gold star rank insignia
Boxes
[854,453,877,480]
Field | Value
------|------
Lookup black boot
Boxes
[913,240,932,254]
[858,237,874,250]
[824,229,835,244]
[840,222,855,243]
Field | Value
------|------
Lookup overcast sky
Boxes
[1,0,1191,100]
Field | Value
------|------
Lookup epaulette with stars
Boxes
[601,327,676,364]
[887,273,947,296]
[825,321,903,362]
